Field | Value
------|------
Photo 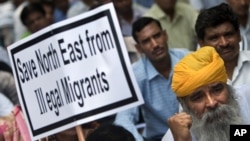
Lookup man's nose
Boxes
[205,94,218,108]
[150,38,158,47]
[218,36,228,47]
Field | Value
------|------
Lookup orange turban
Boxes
[172,46,227,97]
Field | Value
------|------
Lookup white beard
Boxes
[189,98,243,141]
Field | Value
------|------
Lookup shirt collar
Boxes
[238,51,250,67]
[145,56,159,80]
[145,50,181,80]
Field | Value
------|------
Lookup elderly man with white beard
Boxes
[161,46,250,141]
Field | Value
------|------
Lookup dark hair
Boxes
[132,17,162,43]
[20,3,46,25]
[195,3,240,40]
[0,61,12,74]
[86,124,135,141]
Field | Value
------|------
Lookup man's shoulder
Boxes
[235,84,250,94]
[132,57,153,82]
[133,3,148,14]
[169,48,190,58]
[234,84,250,122]
[144,4,164,18]
[132,58,146,73]
[239,51,250,63]
[176,2,197,12]
[240,50,250,57]
[176,2,198,22]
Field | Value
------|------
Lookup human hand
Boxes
[167,112,192,141]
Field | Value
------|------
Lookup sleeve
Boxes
[161,129,174,141]
[0,71,19,105]
[0,92,14,116]
[161,129,197,141]
[234,85,250,123]
[114,107,144,141]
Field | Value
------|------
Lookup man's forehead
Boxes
[136,23,162,38]
[140,22,161,32]
[204,22,235,36]
[191,82,225,94]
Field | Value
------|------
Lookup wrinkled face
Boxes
[25,12,49,33]
[199,22,241,62]
[135,22,169,62]
[227,0,250,17]
[184,82,229,119]
[180,82,242,141]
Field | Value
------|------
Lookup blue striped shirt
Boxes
[115,48,189,141]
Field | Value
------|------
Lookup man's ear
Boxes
[198,40,205,47]
[236,31,241,42]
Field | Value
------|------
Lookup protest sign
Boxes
[7,3,143,140]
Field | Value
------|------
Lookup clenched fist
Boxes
[167,112,192,141]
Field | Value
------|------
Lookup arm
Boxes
[167,112,192,141]
[234,85,250,123]
[0,71,19,105]
[114,107,144,141]
[0,92,14,116]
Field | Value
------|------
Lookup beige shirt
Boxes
[144,2,198,51]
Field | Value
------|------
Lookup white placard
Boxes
[7,3,143,140]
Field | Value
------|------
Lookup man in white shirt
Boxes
[195,3,250,87]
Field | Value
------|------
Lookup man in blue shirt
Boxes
[114,17,189,141]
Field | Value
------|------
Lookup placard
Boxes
[7,3,143,140]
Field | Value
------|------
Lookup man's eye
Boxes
[190,94,203,102]
[153,32,161,39]
[214,87,222,92]
[209,36,218,41]
[141,39,150,45]
[211,83,224,93]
